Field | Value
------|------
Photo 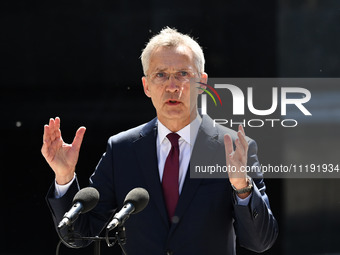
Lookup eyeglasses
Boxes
[147,71,197,85]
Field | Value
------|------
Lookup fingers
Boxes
[224,126,248,153]
[49,118,55,141]
[42,117,86,151]
[72,126,86,151]
[42,117,62,148]
[41,125,49,157]
[237,125,248,149]
[42,118,55,151]
[235,134,247,156]
[43,124,49,144]
[42,118,58,160]
[224,126,248,182]
[55,116,60,129]
[238,124,246,136]
[52,117,60,141]
[43,117,59,143]
[224,125,248,166]
[224,134,234,156]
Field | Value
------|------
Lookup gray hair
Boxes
[141,27,205,75]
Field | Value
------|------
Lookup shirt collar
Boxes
[157,113,202,145]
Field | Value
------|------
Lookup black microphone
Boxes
[58,187,100,230]
[107,187,149,231]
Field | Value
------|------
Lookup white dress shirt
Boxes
[156,114,201,194]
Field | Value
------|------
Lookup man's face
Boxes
[142,45,207,131]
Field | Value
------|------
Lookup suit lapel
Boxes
[168,115,221,236]
[133,115,222,235]
[133,118,169,228]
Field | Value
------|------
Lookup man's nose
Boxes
[165,75,180,92]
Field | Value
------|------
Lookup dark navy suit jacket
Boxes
[47,114,278,255]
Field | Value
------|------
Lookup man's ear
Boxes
[142,77,151,98]
[197,72,208,94]
[200,72,208,83]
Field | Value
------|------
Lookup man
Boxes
[42,27,278,254]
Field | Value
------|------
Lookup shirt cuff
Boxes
[235,192,252,206]
[54,174,76,198]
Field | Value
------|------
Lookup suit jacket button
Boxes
[166,250,173,255]
[253,209,258,219]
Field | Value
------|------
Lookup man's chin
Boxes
[159,110,190,121]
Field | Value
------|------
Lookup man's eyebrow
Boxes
[152,67,193,72]
[153,68,167,72]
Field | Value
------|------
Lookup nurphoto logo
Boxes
[197,78,312,128]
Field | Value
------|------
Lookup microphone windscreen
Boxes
[124,187,149,214]
[73,187,100,213]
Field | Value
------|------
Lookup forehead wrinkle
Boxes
[148,45,195,73]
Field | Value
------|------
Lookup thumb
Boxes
[72,126,86,151]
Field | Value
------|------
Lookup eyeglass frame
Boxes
[145,70,201,85]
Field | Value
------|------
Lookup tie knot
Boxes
[167,133,180,147]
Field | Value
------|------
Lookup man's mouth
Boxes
[166,99,181,105]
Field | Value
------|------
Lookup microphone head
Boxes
[124,187,149,214]
[73,187,100,213]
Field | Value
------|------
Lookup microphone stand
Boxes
[73,236,117,255]
[56,226,126,255]
[94,239,101,255]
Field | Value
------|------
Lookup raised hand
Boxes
[41,117,86,185]
[224,125,249,197]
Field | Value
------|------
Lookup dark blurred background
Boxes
[1,0,340,254]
